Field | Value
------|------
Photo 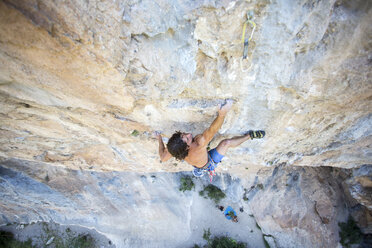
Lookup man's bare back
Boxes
[183,134,208,168]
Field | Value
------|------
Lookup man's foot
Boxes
[248,130,265,139]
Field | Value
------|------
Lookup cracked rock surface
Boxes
[0,0,371,247]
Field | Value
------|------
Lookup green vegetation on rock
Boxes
[257,183,264,190]
[45,232,95,248]
[197,228,247,248]
[256,222,262,230]
[199,185,226,203]
[338,216,362,248]
[208,236,246,248]
[263,235,271,248]
[203,228,211,242]
[68,234,96,248]
[0,231,35,248]
[131,130,140,137]
[39,223,97,248]
[179,175,195,192]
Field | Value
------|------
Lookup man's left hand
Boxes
[152,131,162,139]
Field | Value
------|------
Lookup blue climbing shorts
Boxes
[192,148,224,177]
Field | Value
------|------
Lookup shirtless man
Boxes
[156,100,265,178]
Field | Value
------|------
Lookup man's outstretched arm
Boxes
[201,100,233,145]
[157,134,172,162]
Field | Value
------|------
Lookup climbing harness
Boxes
[240,11,256,72]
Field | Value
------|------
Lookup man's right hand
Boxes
[218,99,233,116]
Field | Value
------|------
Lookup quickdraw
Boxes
[241,11,256,59]
[240,11,256,72]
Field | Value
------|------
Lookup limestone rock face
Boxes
[0,0,371,247]
[249,166,349,248]
[0,0,370,174]
[0,158,266,248]
[343,164,372,234]
[346,165,372,211]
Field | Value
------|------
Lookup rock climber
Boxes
[156,100,265,179]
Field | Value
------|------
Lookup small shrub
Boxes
[257,183,264,190]
[199,229,247,248]
[203,228,211,242]
[179,176,195,192]
[199,185,226,204]
[131,130,139,136]
[0,231,35,248]
[338,216,362,248]
[209,236,246,248]
[69,234,95,248]
[42,224,96,248]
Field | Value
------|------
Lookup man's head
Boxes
[167,131,192,160]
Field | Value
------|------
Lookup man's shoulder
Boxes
[193,134,206,146]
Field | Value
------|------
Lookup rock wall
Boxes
[342,165,372,234]
[0,0,371,247]
[0,158,266,248]
[249,164,372,247]
[248,165,349,247]
[0,0,371,174]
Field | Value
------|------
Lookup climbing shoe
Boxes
[248,130,265,139]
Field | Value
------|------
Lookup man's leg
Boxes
[215,134,251,156]
[216,130,265,156]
